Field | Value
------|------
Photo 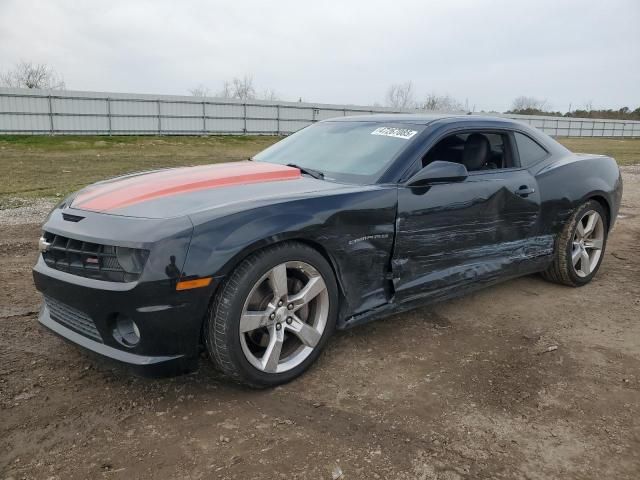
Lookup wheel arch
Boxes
[585,194,611,229]
[197,234,348,347]
[214,234,348,313]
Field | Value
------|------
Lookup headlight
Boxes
[116,247,149,275]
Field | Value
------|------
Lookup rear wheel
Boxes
[204,242,338,387]
[542,200,608,287]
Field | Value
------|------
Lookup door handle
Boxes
[516,185,535,197]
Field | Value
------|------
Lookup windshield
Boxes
[253,121,425,184]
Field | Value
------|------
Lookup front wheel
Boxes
[204,242,338,387]
[542,199,608,287]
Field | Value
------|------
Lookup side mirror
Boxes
[406,161,468,187]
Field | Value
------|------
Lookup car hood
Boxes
[69,161,349,219]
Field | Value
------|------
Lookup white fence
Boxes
[1,87,639,137]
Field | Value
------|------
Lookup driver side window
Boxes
[422,131,514,171]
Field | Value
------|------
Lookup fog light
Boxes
[112,315,140,347]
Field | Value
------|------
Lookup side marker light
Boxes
[176,277,213,291]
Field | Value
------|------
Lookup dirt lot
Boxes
[1,144,639,479]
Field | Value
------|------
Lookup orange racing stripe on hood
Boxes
[71,161,301,212]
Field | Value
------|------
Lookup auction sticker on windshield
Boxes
[370,127,418,140]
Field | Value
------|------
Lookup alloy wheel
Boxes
[571,210,605,278]
[239,261,329,373]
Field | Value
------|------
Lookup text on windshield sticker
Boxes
[370,127,418,140]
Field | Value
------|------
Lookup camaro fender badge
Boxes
[38,236,51,253]
[348,233,389,245]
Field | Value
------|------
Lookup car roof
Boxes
[325,113,523,127]
[327,113,454,124]
[324,113,566,156]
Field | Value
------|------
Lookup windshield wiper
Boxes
[286,163,324,180]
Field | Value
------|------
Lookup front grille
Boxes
[44,295,102,342]
[41,232,141,282]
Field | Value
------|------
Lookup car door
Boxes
[391,129,546,304]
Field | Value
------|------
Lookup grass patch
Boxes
[0,135,280,199]
[556,137,639,166]
[0,135,637,205]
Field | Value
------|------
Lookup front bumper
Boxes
[33,256,215,376]
[38,303,193,376]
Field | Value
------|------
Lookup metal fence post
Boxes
[48,94,54,135]
[243,102,247,134]
[106,97,112,135]
[156,99,161,134]
[202,101,206,135]
[276,105,280,136]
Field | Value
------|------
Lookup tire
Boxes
[204,241,338,388]
[542,199,608,287]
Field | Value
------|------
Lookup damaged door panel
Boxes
[392,168,549,304]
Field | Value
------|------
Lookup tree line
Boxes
[507,95,640,120]
[384,83,640,120]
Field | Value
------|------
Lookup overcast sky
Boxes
[1,0,638,112]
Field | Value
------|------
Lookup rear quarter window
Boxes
[514,132,548,167]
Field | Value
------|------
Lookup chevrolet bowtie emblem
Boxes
[38,236,51,253]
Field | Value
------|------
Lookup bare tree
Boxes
[385,81,416,109]
[188,84,211,97]
[205,76,274,100]
[421,93,464,112]
[0,61,66,89]
[231,75,256,101]
[217,81,233,99]
[260,88,279,101]
[511,96,547,112]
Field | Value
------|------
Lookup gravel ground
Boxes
[0,198,55,227]
[0,167,638,479]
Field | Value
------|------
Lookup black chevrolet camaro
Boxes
[33,114,623,386]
